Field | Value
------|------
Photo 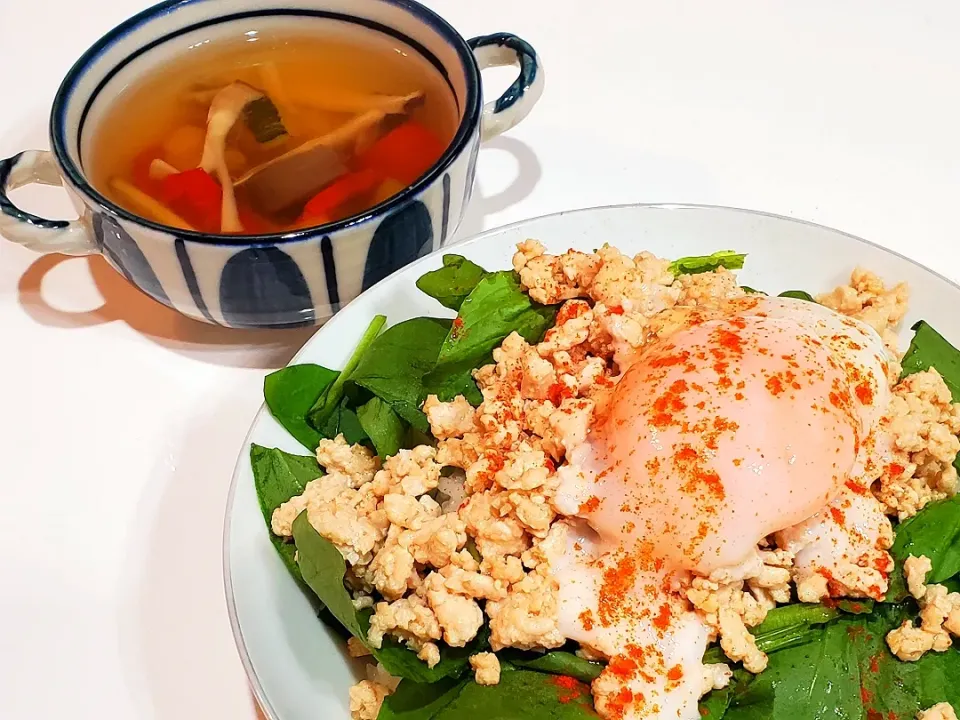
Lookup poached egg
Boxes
[551,296,893,719]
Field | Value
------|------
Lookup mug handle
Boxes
[0,150,98,255]
[468,33,544,142]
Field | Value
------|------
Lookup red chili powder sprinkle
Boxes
[557,301,590,324]
[450,317,465,339]
[552,675,585,705]
[653,603,672,631]
[607,655,638,680]
[608,305,625,315]
[599,555,638,627]
[715,328,744,354]
[869,655,880,673]
[829,507,846,525]
[650,350,690,369]
[766,375,785,395]
[547,382,574,407]
[666,665,684,682]
[887,463,905,477]
[855,381,874,405]
[845,480,869,496]
[579,609,595,632]
[580,496,601,514]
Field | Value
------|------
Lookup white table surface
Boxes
[2,1,959,717]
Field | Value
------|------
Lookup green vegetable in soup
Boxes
[668,250,746,276]
[416,254,489,311]
[242,93,288,144]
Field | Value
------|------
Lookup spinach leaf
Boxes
[293,511,366,639]
[725,603,960,719]
[319,397,369,445]
[703,603,841,665]
[416,254,488,311]
[668,250,746,276]
[425,271,557,397]
[901,320,960,401]
[375,625,489,685]
[740,286,766,295]
[264,364,339,451]
[357,397,407,459]
[725,620,864,720]
[378,677,467,720]
[422,365,484,406]
[432,668,599,719]
[307,315,386,431]
[250,445,321,581]
[351,317,453,432]
[501,650,604,683]
[899,320,960,464]
[885,320,960,600]
[851,604,960,719]
[836,599,875,615]
[292,514,479,683]
[699,683,735,719]
[778,290,815,302]
[887,494,960,601]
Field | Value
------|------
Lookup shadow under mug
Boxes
[0,0,543,328]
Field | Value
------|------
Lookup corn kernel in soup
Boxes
[88,28,459,235]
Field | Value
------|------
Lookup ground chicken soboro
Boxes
[269,243,960,720]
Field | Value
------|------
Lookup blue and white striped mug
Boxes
[0,0,543,328]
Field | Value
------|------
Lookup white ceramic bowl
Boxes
[223,203,960,719]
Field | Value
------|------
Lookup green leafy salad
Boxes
[250,247,960,720]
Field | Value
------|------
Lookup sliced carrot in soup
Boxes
[355,122,446,186]
[159,168,223,233]
[298,168,384,226]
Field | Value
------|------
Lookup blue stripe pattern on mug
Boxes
[93,212,170,304]
[362,200,434,291]
[174,238,217,324]
[219,247,315,328]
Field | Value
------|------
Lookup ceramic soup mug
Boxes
[0,0,543,328]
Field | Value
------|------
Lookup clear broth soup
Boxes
[89,28,459,236]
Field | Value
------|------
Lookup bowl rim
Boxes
[221,200,960,719]
[49,0,483,248]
